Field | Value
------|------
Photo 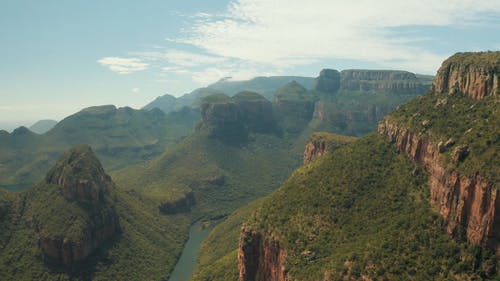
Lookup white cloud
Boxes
[98,57,149,74]
[132,88,140,93]
[176,0,500,73]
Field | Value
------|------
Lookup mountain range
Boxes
[1,53,498,281]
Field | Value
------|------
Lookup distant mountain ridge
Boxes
[0,105,198,190]
[29,119,57,134]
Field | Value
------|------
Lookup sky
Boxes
[1,0,499,131]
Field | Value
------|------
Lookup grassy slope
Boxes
[244,135,498,280]
[112,130,299,219]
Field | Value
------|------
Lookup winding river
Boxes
[168,221,214,281]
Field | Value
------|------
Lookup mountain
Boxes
[29,119,58,134]
[193,52,499,281]
[143,76,316,114]
[0,105,198,191]
[0,145,193,280]
[113,91,298,220]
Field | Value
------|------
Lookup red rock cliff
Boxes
[378,120,499,253]
[238,228,287,281]
[432,52,500,100]
[303,132,357,164]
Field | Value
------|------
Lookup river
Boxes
[168,221,214,281]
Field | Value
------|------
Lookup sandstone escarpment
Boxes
[314,69,341,93]
[35,145,120,266]
[200,94,248,142]
[45,146,112,204]
[234,91,277,133]
[378,120,499,253]
[340,70,428,94]
[303,132,357,164]
[239,228,287,281]
[432,52,500,100]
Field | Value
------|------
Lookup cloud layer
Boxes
[179,0,500,72]
[98,0,500,87]
[98,57,149,74]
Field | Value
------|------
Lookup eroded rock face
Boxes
[340,70,426,94]
[159,191,195,214]
[39,213,119,266]
[45,145,112,204]
[239,229,287,281]
[39,145,120,266]
[314,69,341,93]
[378,120,500,253]
[200,94,248,142]
[303,133,357,164]
[433,53,500,100]
[274,82,317,124]
[234,91,277,133]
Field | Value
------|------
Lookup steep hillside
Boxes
[0,145,191,280]
[0,105,198,190]
[235,52,499,281]
[192,132,357,281]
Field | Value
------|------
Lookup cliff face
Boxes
[378,120,499,253]
[39,214,119,266]
[159,191,195,214]
[36,145,120,266]
[340,70,427,94]
[238,229,287,281]
[234,91,277,133]
[314,69,341,93]
[433,52,500,100]
[303,132,357,164]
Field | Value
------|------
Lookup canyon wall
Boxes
[238,229,287,281]
[432,53,500,100]
[378,120,499,253]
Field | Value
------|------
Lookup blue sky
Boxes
[1,0,499,130]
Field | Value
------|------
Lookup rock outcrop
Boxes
[37,145,120,266]
[45,145,112,204]
[314,69,340,93]
[274,81,317,121]
[234,91,277,133]
[340,70,428,94]
[200,94,248,142]
[238,229,287,281]
[159,191,195,214]
[303,132,357,164]
[378,120,499,253]
[432,52,500,100]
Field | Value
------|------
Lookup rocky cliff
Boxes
[432,52,500,100]
[33,145,120,267]
[234,91,277,133]
[377,52,500,254]
[238,229,287,281]
[340,69,429,94]
[159,191,195,214]
[314,69,341,93]
[378,119,499,254]
[303,132,357,164]
[200,94,248,142]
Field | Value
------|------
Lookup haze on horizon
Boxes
[1,0,499,130]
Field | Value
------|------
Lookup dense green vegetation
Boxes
[244,135,498,280]
[388,92,499,184]
[112,130,298,219]
[0,147,191,281]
